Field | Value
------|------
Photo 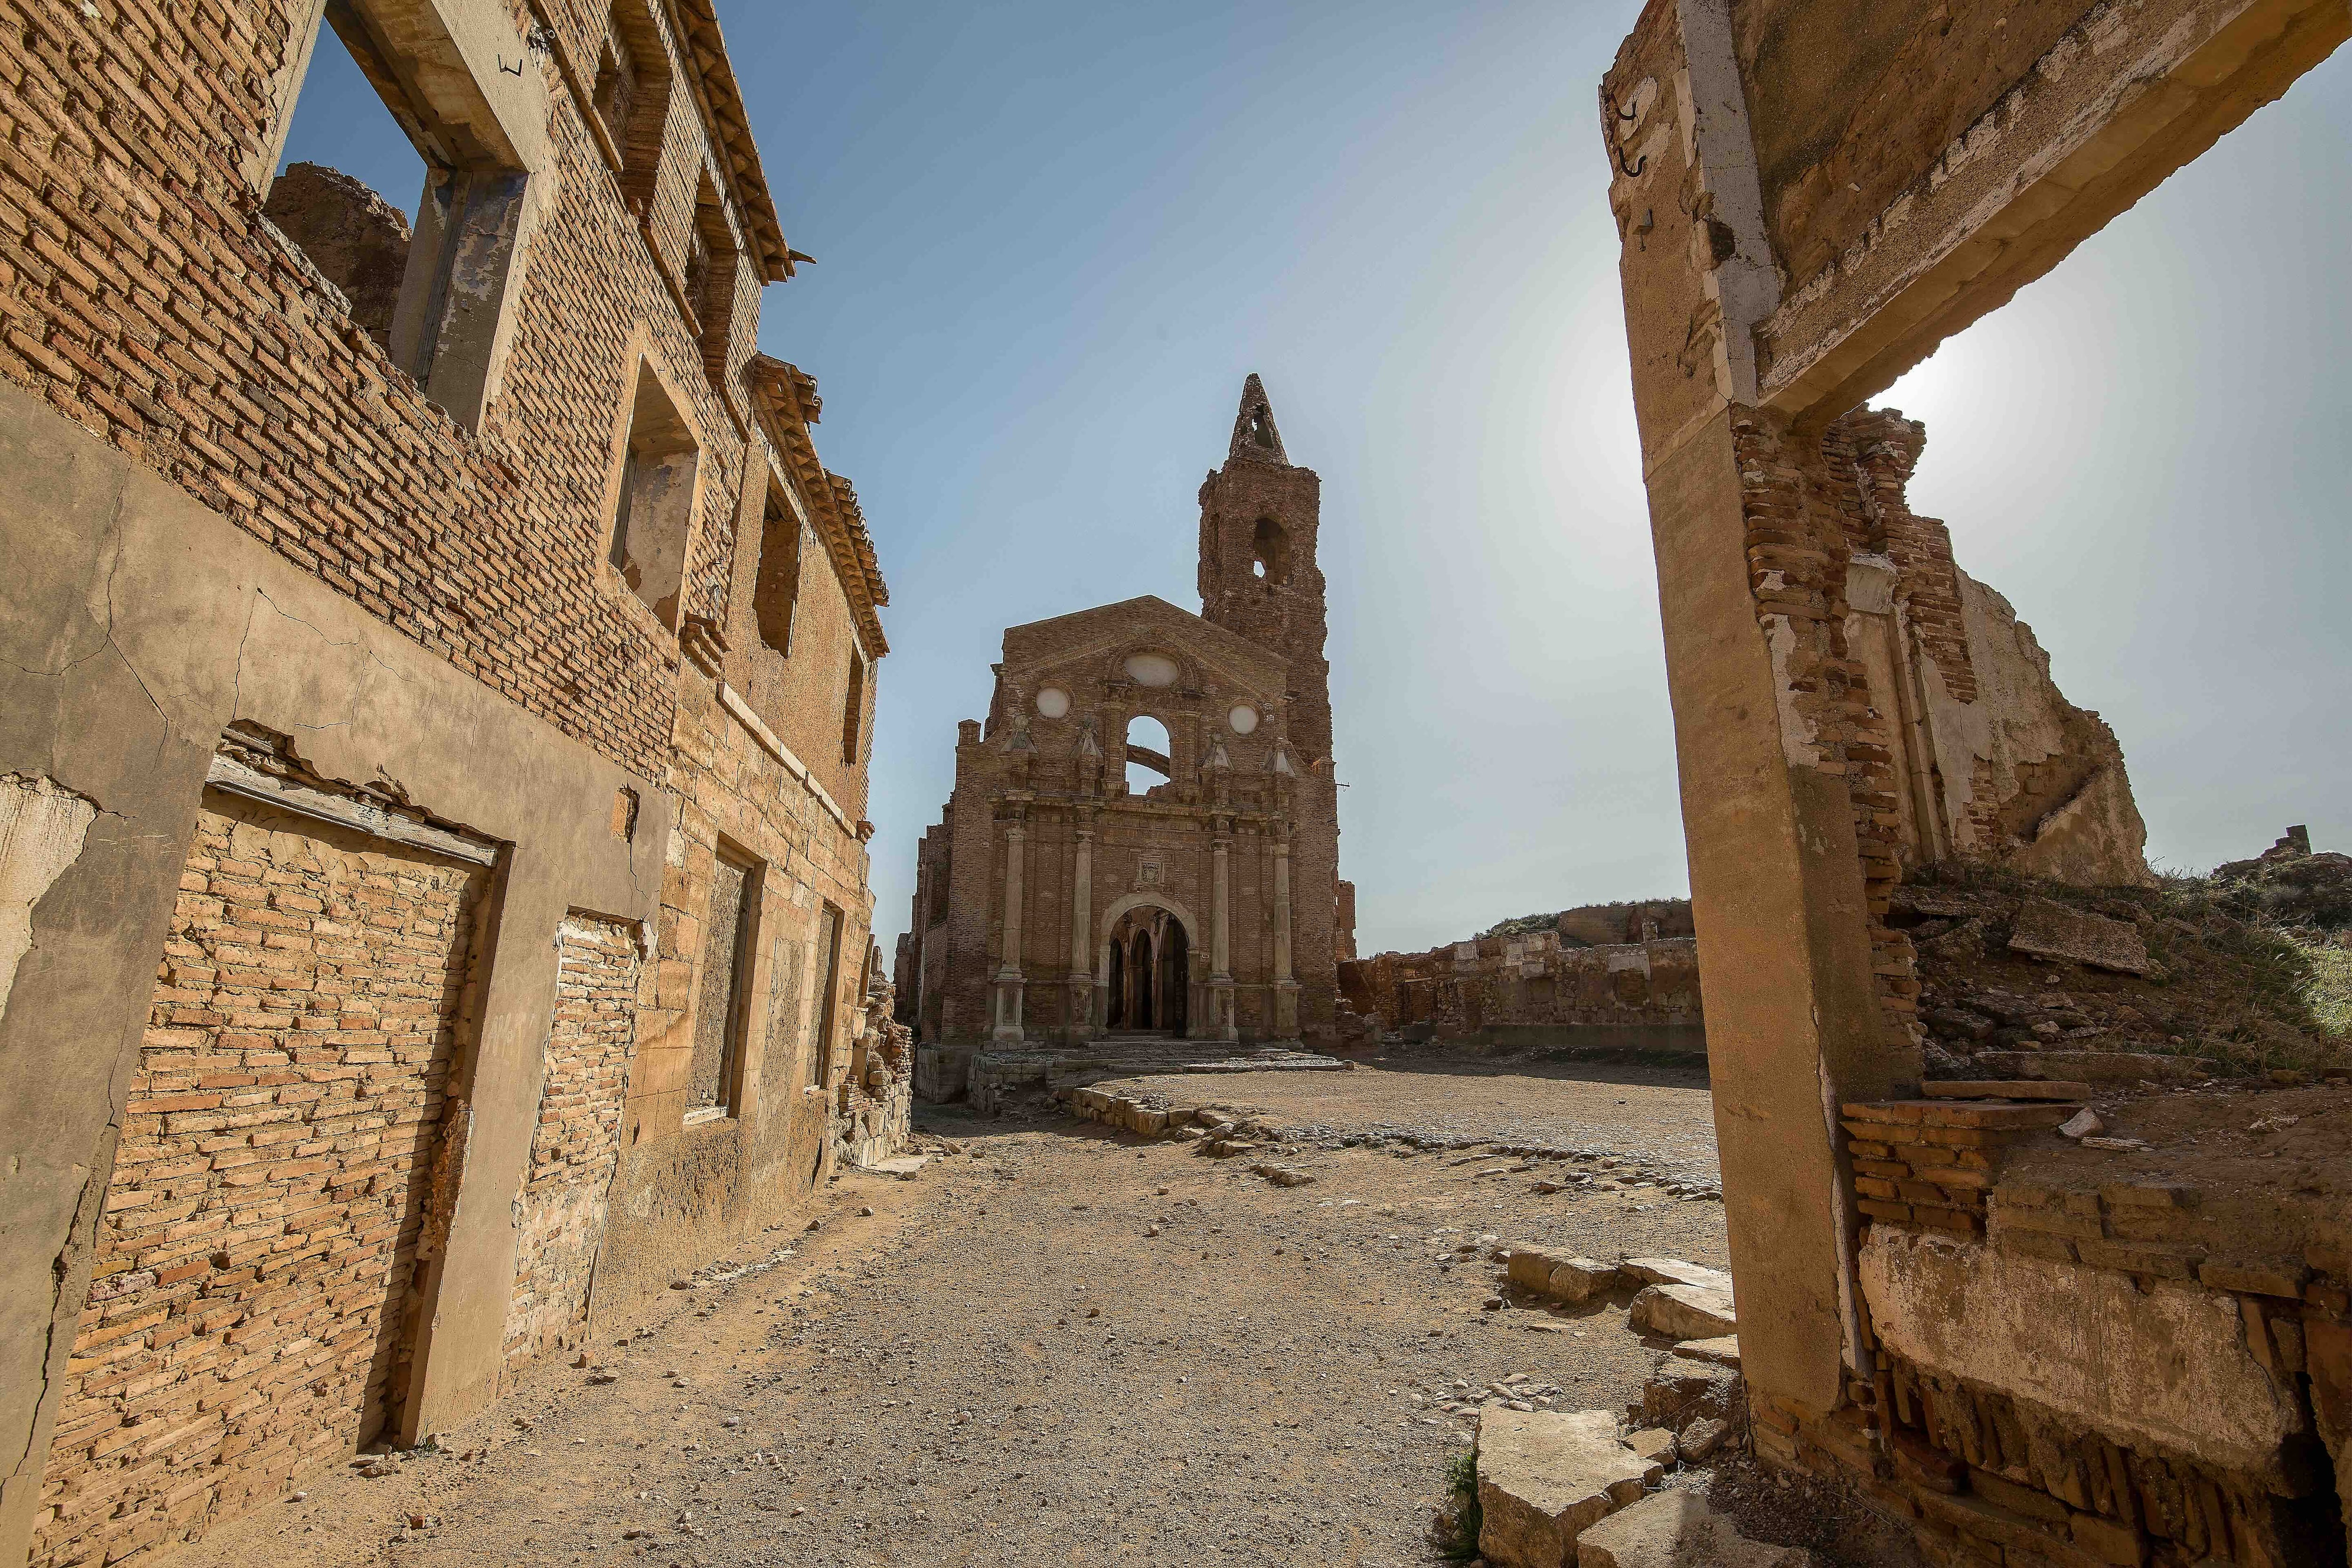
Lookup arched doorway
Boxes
[1103,903,1189,1035]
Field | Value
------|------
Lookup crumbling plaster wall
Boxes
[0,388,664,1557]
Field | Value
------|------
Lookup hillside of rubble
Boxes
[1900,828,2352,1081]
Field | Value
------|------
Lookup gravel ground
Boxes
[173,1067,1727,1568]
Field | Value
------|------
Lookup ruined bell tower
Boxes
[1198,374,1342,1036]
[1198,374,1332,774]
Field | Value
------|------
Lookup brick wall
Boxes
[33,797,484,1568]
[0,0,765,782]
[500,913,641,1383]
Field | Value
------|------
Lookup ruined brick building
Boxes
[0,2,908,1563]
[896,378,1347,1056]
[1597,0,2350,1560]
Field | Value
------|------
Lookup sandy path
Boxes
[171,1068,1724,1568]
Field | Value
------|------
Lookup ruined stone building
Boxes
[0,3,907,1563]
[896,378,1347,1062]
[1341,918,1706,1058]
[1598,0,2349,1560]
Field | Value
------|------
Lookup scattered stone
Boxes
[1628,1283,1736,1340]
[1624,1427,1676,1465]
[1976,1050,2213,1083]
[858,1205,875,1217]
[1250,1162,1316,1187]
[2007,897,2152,974]
[2058,1108,2102,1139]
[1575,1490,1819,1567]
[2080,1136,2152,1151]
[1475,1408,1660,1568]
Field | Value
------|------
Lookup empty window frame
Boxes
[808,902,843,1088]
[841,647,868,764]
[264,0,538,430]
[752,477,801,654]
[608,361,702,627]
[685,170,741,387]
[593,0,673,211]
[685,846,758,1123]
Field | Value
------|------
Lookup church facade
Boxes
[898,378,1349,1047]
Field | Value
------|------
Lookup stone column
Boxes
[1208,823,1237,1042]
[992,818,1026,1043]
[1067,822,1094,1040]
[1271,837,1299,1039]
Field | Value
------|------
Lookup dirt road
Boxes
[174,1065,1724,1568]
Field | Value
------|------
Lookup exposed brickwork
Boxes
[501,914,640,1382]
[1840,1098,2075,1236]
[0,0,774,781]
[33,799,483,1568]
[1732,406,1921,1035]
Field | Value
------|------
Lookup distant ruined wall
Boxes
[1340,928,1702,1047]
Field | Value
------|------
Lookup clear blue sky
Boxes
[284,6,2351,957]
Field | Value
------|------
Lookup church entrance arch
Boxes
[1097,892,1197,1036]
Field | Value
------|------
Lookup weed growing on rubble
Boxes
[1426,1447,1482,1560]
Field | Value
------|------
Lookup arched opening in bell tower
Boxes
[1251,517,1289,584]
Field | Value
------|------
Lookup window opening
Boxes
[842,647,868,764]
[1251,517,1289,585]
[686,848,756,1122]
[268,26,420,355]
[264,2,535,430]
[753,478,802,654]
[1123,715,1172,795]
[687,170,740,387]
[594,0,673,210]
[608,361,702,627]
[809,902,844,1087]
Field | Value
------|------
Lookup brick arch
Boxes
[1093,891,1200,987]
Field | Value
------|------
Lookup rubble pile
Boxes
[1902,827,2352,1081]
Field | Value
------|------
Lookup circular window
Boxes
[1123,652,1180,688]
[1227,704,1261,735]
[1034,686,1071,719]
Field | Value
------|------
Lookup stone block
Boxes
[1477,1408,1660,1568]
[1628,1283,1736,1340]
[2007,897,2151,974]
[1547,1257,1621,1303]
[1574,1491,1819,1567]
[1860,1227,2315,1483]
[1508,1245,1576,1295]
[1671,1335,1740,1369]
[1621,1258,1733,1293]
[1624,1427,1676,1465]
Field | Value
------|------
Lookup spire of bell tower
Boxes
[1226,373,1289,465]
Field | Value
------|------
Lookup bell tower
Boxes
[1197,374,1340,1041]
[1198,374,1331,775]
